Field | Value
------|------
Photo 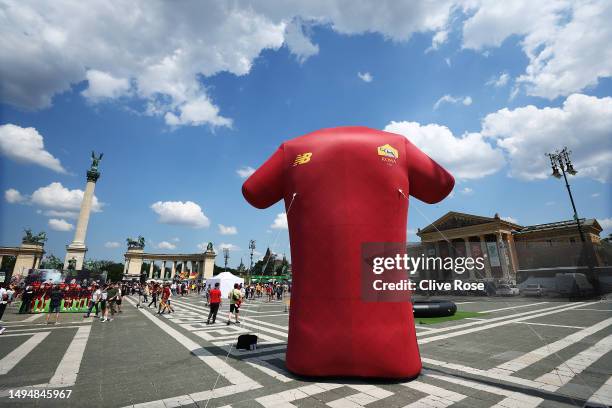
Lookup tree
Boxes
[82,259,124,282]
[0,255,16,272]
[276,255,289,276]
[106,263,125,282]
[40,254,63,270]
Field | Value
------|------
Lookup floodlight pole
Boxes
[248,239,256,283]
[546,147,585,242]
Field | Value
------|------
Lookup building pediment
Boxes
[419,212,500,234]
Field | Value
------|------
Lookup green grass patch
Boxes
[416,310,487,325]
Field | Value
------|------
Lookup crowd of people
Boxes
[0,279,291,334]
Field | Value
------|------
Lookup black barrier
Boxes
[412,300,457,318]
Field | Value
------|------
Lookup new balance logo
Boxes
[293,152,312,166]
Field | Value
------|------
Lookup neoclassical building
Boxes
[416,211,603,282]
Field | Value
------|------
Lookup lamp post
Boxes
[545,147,585,242]
[248,239,256,283]
[223,248,229,272]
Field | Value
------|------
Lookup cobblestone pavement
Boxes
[0,294,610,407]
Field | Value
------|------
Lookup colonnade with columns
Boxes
[420,232,517,281]
[123,247,216,281]
[417,212,521,283]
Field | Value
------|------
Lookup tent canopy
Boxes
[205,272,244,298]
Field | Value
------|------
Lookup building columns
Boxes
[149,261,154,279]
[479,235,492,278]
[497,232,510,281]
[170,261,176,280]
[463,237,473,280]
[506,233,519,280]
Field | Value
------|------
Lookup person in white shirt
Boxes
[84,285,101,318]
[0,285,8,335]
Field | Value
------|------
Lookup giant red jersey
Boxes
[242,126,454,378]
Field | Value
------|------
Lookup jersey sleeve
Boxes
[405,138,455,204]
[242,146,285,209]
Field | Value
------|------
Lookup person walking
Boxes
[100,285,109,322]
[116,284,123,313]
[143,283,149,303]
[106,283,118,322]
[0,284,8,334]
[46,284,63,324]
[205,284,211,306]
[158,284,171,315]
[147,284,158,308]
[206,283,221,324]
[84,284,101,318]
[226,283,243,325]
[276,284,283,300]
[19,285,33,314]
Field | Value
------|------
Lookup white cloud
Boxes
[218,224,238,235]
[81,70,130,102]
[157,241,177,250]
[3,1,609,117]
[271,212,288,229]
[236,166,256,178]
[31,182,103,212]
[0,124,66,173]
[598,218,612,229]
[545,201,556,206]
[429,30,448,51]
[219,243,240,251]
[357,72,373,82]
[462,0,612,99]
[284,19,319,63]
[460,187,474,195]
[433,94,472,109]
[164,95,232,128]
[486,72,510,87]
[501,216,518,224]
[0,2,460,127]
[172,237,180,242]
[384,121,505,179]
[591,193,600,198]
[151,200,210,228]
[482,94,612,182]
[104,241,121,248]
[5,188,26,204]
[48,218,74,231]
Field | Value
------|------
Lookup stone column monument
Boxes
[63,151,103,270]
[125,236,145,277]
[202,242,216,280]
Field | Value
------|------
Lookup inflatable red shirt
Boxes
[242,126,454,378]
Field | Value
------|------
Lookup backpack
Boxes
[236,334,258,350]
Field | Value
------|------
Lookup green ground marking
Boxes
[416,310,487,325]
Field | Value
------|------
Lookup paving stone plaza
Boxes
[0,295,610,407]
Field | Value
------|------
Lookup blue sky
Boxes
[1,1,611,266]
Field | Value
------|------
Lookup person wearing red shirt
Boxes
[242,126,454,379]
[158,284,172,314]
[206,282,222,325]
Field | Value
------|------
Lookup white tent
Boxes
[204,272,244,298]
